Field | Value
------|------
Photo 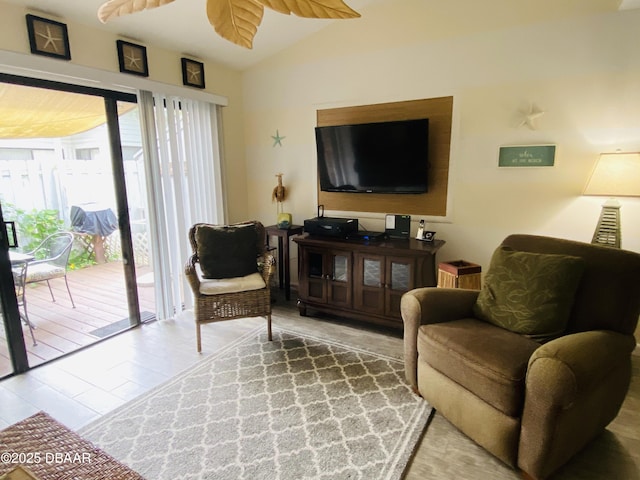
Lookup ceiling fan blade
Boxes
[257,0,360,18]
[207,0,264,49]
[98,0,175,23]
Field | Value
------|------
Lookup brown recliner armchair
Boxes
[401,234,640,479]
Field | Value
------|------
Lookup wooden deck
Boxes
[1,262,156,376]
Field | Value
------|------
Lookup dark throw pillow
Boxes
[473,246,585,342]
[195,223,259,279]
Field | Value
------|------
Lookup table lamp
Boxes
[583,152,640,248]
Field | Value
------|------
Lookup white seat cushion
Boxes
[26,263,66,282]
[199,271,266,295]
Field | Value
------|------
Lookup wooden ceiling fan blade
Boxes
[257,0,360,18]
[98,0,175,23]
[207,0,265,49]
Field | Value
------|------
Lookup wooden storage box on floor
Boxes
[437,260,482,290]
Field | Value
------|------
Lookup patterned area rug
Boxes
[80,328,432,479]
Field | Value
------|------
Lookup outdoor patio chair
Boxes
[13,261,37,346]
[24,231,76,308]
[185,221,275,352]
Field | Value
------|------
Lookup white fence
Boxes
[1,157,151,266]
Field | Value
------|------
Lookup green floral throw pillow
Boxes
[195,223,259,279]
[473,246,585,342]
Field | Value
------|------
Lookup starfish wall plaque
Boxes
[98,0,360,49]
[181,58,205,88]
[26,14,71,60]
[116,40,149,76]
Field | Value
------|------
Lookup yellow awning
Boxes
[0,82,133,139]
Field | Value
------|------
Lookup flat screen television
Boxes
[315,118,429,194]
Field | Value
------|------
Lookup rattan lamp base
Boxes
[591,201,621,248]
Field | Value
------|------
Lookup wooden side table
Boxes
[265,224,304,300]
[437,260,482,290]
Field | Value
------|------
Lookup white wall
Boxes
[241,0,640,283]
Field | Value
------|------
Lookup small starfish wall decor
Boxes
[187,64,201,83]
[272,130,285,147]
[124,48,142,69]
[518,103,545,130]
[37,25,62,53]
[98,0,360,49]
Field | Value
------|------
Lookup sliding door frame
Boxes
[0,73,140,375]
[0,205,29,373]
[104,97,141,327]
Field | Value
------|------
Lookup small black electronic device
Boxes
[385,214,411,239]
[418,231,436,242]
[304,217,359,238]
[347,231,387,241]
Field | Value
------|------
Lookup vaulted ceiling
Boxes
[6,0,378,71]
[4,0,637,71]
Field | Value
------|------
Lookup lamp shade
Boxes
[583,152,640,197]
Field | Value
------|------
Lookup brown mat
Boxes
[0,412,144,480]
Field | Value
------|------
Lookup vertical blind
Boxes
[138,90,225,320]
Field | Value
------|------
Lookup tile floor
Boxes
[1,297,638,480]
[0,294,402,431]
[0,311,268,430]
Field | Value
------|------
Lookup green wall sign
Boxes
[498,145,556,167]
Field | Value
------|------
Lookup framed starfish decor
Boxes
[181,58,205,89]
[116,40,148,77]
[26,14,71,60]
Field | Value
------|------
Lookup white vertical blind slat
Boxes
[138,91,224,319]
[162,97,185,310]
[138,91,172,319]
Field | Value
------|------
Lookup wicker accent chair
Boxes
[185,221,275,352]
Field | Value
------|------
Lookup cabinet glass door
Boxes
[362,258,381,287]
[385,257,414,318]
[333,254,349,282]
[390,262,410,291]
[328,251,351,307]
[304,249,326,302]
[354,254,384,313]
[308,252,324,278]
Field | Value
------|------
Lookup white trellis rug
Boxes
[80,327,432,479]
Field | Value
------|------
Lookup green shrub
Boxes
[5,204,63,252]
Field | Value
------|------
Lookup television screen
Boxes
[315,118,429,194]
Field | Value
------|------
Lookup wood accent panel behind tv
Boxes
[316,96,453,216]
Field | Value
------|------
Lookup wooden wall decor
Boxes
[316,96,453,217]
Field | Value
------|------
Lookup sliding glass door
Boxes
[0,75,153,376]
[0,209,26,377]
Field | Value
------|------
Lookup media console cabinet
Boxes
[294,234,445,330]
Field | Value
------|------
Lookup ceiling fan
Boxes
[98,0,361,49]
